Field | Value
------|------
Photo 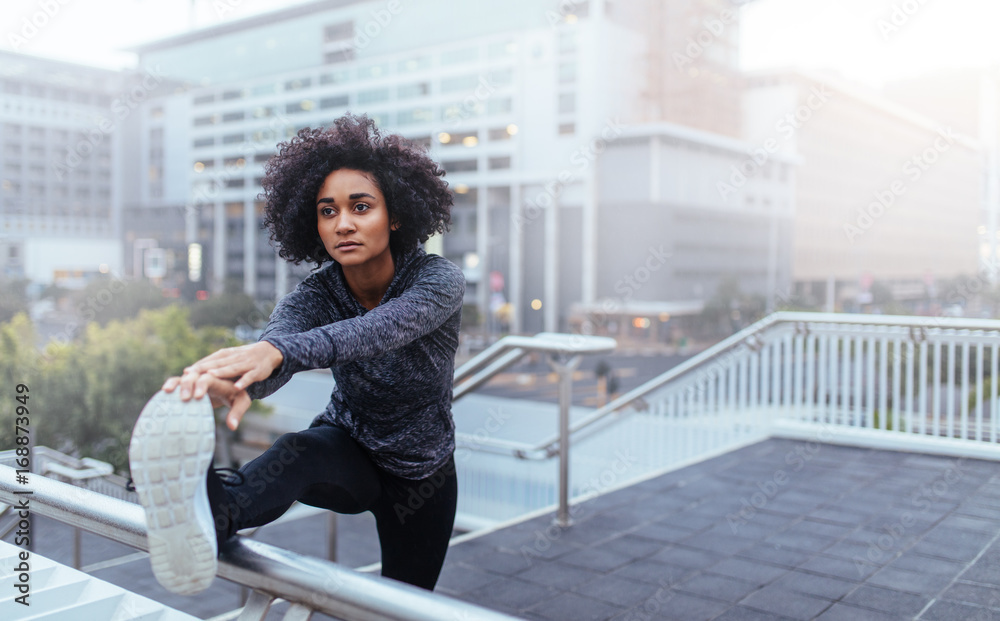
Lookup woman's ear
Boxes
[390,220,400,231]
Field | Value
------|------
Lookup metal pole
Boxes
[327,513,338,562]
[550,353,582,528]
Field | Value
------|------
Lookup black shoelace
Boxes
[125,466,245,492]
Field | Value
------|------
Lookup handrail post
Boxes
[549,353,582,528]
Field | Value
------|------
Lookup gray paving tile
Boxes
[815,603,903,621]
[735,542,814,569]
[712,606,798,621]
[555,546,634,573]
[595,533,665,561]
[705,557,788,586]
[841,584,930,617]
[528,591,625,621]
[435,562,503,595]
[739,585,834,619]
[460,576,554,612]
[940,580,1000,608]
[606,558,695,587]
[797,554,879,581]
[770,570,857,600]
[674,573,760,604]
[888,552,966,576]
[644,590,731,621]
[650,545,724,570]
[577,574,666,608]
[515,560,599,590]
[919,600,996,621]
[866,566,955,595]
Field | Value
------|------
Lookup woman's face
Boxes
[315,168,396,269]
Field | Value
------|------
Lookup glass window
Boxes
[558,93,575,114]
[398,56,431,73]
[490,68,514,86]
[441,75,480,94]
[222,133,243,145]
[320,70,350,85]
[442,159,478,173]
[441,47,477,65]
[222,89,245,100]
[325,48,355,64]
[357,88,389,104]
[324,21,354,42]
[558,62,576,83]
[359,63,390,79]
[285,78,312,91]
[193,93,215,105]
[320,95,349,109]
[193,115,217,126]
[558,122,575,135]
[488,40,517,58]
[398,82,430,99]
[488,98,513,115]
[222,111,245,123]
[488,127,514,141]
[251,83,276,96]
[397,108,433,125]
[488,156,511,170]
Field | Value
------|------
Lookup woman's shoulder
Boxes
[407,249,465,287]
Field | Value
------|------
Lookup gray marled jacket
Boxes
[246,247,465,479]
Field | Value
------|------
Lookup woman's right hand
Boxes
[162,375,252,431]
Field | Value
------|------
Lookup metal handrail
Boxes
[458,311,1000,459]
[0,465,520,621]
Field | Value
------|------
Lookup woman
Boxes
[128,114,463,595]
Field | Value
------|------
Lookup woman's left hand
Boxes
[177,341,284,399]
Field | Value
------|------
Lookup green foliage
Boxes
[968,377,997,412]
[71,276,168,326]
[0,307,271,473]
[697,276,767,338]
[871,408,905,432]
[461,304,481,328]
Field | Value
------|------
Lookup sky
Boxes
[1,0,1000,88]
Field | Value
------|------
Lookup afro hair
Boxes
[259,113,452,265]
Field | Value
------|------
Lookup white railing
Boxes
[456,312,1000,527]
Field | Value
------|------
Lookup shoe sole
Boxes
[128,389,218,595]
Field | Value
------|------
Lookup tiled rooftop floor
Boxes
[439,438,1000,621]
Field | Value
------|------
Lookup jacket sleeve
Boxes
[246,275,332,400]
[261,256,465,375]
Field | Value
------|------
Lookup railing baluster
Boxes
[783,331,793,411]
[892,336,902,434]
[977,340,985,442]
[905,339,915,435]
[934,339,942,437]
[237,590,275,621]
[852,334,863,428]
[749,344,759,427]
[993,341,998,444]
[866,333,876,430]
[841,335,851,427]
[817,333,827,424]
[961,338,970,440]
[793,330,804,415]
[878,336,888,431]
[919,338,928,436]
[948,337,956,438]
[805,332,816,423]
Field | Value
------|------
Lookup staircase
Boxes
[0,540,198,620]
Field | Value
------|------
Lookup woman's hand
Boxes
[162,375,252,430]
[179,341,284,396]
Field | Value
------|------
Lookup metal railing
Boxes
[0,465,520,621]
[455,313,1000,527]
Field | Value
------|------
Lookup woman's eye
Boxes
[320,207,335,216]
[355,203,370,213]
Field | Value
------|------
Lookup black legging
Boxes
[208,421,458,590]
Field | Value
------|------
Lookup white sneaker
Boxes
[128,389,218,595]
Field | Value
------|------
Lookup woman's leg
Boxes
[370,455,458,590]
[210,424,382,539]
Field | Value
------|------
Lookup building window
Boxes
[442,47,478,65]
[150,106,164,119]
[488,98,513,115]
[222,133,243,145]
[442,159,478,173]
[398,82,430,99]
[226,179,245,189]
[558,93,576,114]
[320,70,350,85]
[325,48,355,64]
[488,40,517,58]
[441,75,480,94]
[488,127,514,141]
[397,108,433,125]
[222,111,245,123]
[358,63,390,80]
[324,21,354,42]
[193,93,215,105]
[357,88,389,104]
[222,89,245,100]
[558,122,575,135]
[398,56,431,73]
[559,62,576,83]
[285,100,315,114]
[488,156,511,170]
[193,115,217,126]
[285,78,312,91]
[320,95,349,109]
[251,83,276,96]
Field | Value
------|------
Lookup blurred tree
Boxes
[697,276,767,338]
[0,307,267,473]
[71,276,167,326]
